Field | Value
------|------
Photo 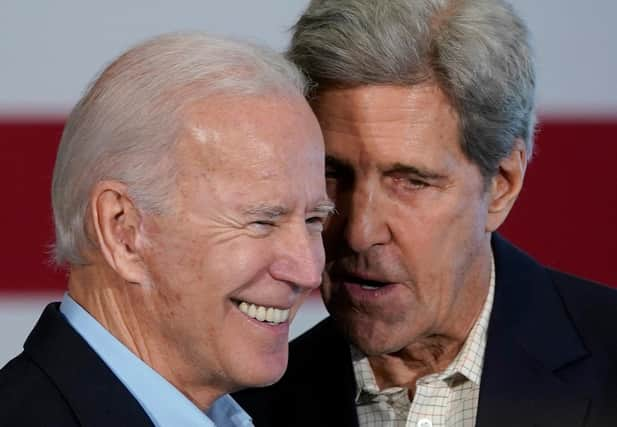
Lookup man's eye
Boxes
[306,216,325,233]
[405,178,428,189]
[391,176,428,190]
[248,220,276,234]
[252,220,275,227]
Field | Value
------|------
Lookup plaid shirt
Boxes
[352,256,495,427]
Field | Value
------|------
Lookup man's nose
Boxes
[343,183,390,253]
[270,225,324,290]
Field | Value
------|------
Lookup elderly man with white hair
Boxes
[0,32,333,426]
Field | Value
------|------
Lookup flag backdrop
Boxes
[1,0,616,366]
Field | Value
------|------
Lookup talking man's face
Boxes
[138,94,330,393]
[314,84,494,356]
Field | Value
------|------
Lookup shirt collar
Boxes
[441,253,495,385]
[352,251,496,401]
[60,293,253,427]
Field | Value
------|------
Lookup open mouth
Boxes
[333,271,395,290]
[232,299,290,325]
[350,277,392,290]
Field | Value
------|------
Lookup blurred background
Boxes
[1,0,616,366]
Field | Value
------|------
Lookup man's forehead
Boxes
[174,119,323,190]
[184,93,308,125]
[178,109,277,167]
[315,82,452,107]
[189,123,222,145]
[175,135,279,184]
[182,95,317,147]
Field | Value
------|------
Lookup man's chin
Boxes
[237,357,288,389]
[254,373,285,388]
[239,375,284,390]
[349,335,399,357]
[332,313,402,356]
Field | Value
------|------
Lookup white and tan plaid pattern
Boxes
[352,255,495,427]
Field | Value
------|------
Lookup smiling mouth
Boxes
[232,300,290,325]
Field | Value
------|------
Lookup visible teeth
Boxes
[362,285,379,290]
[256,306,266,321]
[237,301,290,325]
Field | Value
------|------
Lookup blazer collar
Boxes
[476,235,590,427]
[23,303,154,427]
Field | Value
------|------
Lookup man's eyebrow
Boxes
[386,162,447,180]
[311,199,337,215]
[243,204,290,218]
[243,200,336,218]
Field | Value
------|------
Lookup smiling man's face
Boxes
[137,94,331,394]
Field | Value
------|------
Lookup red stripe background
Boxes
[1,118,615,291]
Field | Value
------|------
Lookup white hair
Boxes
[52,32,308,266]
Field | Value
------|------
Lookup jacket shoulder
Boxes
[0,352,79,426]
[549,269,617,303]
[549,270,617,352]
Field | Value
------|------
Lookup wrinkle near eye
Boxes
[173,209,262,245]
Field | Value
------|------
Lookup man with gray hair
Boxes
[234,1,617,426]
[0,32,334,426]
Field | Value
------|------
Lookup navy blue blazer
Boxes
[0,303,154,427]
[233,235,617,426]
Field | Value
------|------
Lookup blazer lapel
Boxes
[24,303,155,427]
[476,236,590,427]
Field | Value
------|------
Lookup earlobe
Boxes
[90,181,148,283]
[486,139,527,232]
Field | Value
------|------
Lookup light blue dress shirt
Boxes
[60,293,253,427]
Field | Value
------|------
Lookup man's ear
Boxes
[486,138,528,232]
[89,181,148,283]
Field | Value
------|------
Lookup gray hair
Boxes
[52,32,307,266]
[289,0,536,179]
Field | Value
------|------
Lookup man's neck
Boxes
[367,334,464,394]
[67,265,225,411]
[366,253,493,393]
